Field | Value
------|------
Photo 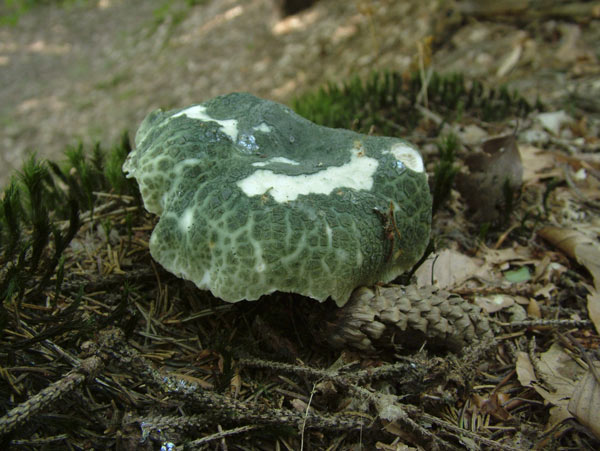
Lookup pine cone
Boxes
[324,285,492,353]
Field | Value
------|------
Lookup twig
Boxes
[0,356,103,436]
[495,318,592,328]
[136,414,207,441]
[300,383,317,451]
[9,434,69,446]
[97,328,368,432]
[238,356,429,390]
[404,406,522,451]
[237,357,338,380]
[186,424,261,447]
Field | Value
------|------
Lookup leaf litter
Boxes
[2,86,600,451]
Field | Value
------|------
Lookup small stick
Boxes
[0,356,103,436]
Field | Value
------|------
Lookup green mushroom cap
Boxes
[123,93,431,306]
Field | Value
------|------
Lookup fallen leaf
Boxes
[457,134,523,224]
[230,369,241,398]
[515,344,587,431]
[506,304,528,323]
[457,123,488,146]
[496,41,522,78]
[588,291,600,338]
[475,294,515,314]
[527,298,542,319]
[539,226,600,333]
[568,363,600,439]
[516,351,536,387]
[519,144,561,184]
[479,244,533,266]
[291,398,308,413]
[538,227,600,287]
[473,392,512,421]
[536,110,573,136]
[504,266,531,283]
[415,249,488,289]
[515,295,530,305]
[533,282,557,300]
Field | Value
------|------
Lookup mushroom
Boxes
[124,93,490,351]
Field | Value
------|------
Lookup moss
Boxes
[431,133,459,215]
[0,134,135,312]
[0,0,90,26]
[292,70,536,135]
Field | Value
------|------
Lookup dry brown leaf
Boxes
[473,392,512,421]
[533,283,557,300]
[568,363,600,439]
[475,294,515,314]
[527,298,542,318]
[519,144,561,184]
[230,369,242,398]
[516,351,536,387]
[536,110,573,135]
[588,291,600,337]
[381,422,419,448]
[414,249,487,289]
[538,226,600,287]
[479,244,532,266]
[291,398,308,413]
[539,226,600,333]
[457,134,523,224]
[516,344,587,430]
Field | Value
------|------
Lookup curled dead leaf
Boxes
[539,226,600,333]
[473,392,512,421]
[457,134,523,224]
[568,364,600,439]
[516,344,588,431]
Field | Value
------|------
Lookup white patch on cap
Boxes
[325,224,332,247]
[383,143,424,173]
[179,208,194,232]
[236,149,378,203]
[200,270,211,285]
[252,157,300,167]
[253,122,272,133]
[172,105,239,142]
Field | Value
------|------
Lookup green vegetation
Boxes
[150,0,207,38]
[0,0,88,25]
[0,133,136,328]
[292,71,537,136]
[431,133,459,215]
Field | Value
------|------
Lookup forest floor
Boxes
[1,1,600,450]
[1,0,599,186]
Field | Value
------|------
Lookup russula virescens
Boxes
[123,93,431,306]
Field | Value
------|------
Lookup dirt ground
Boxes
[1,0,599,187]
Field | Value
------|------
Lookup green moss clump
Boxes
[292,71,536,135]
[0,135,136,323]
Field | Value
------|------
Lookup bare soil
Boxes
[1,0,599,187]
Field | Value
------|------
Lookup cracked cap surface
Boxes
[123,93,431,306]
